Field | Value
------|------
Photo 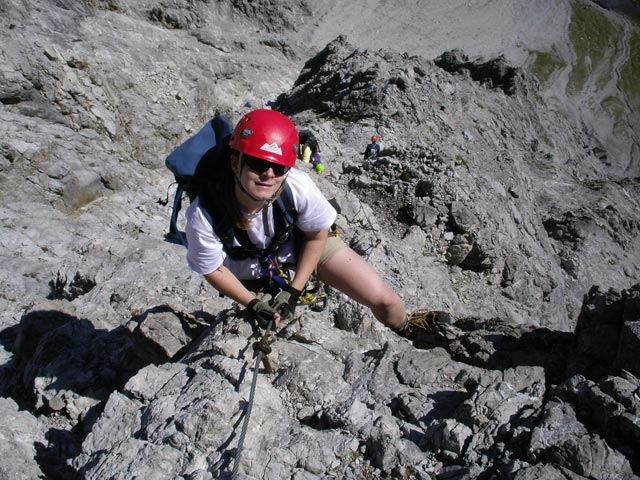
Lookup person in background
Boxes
[298,129,324,173]
[363,134,380,160]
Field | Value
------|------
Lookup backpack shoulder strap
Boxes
[169,184,188,247]
[199,180,298,260]
[274,182,296,226]
[266,181,299,254]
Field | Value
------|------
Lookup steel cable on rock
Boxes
[231,320,273,480]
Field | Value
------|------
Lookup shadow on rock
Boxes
[1,310,147,414]
[566,284,640,382]
[412,316,574,386]
[434,49,522,95]
[34,428,84,480]
[125,304,217,364]
[0,309,153,479]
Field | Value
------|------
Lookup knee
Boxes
[367,288,406,329]
[369,287,403,311]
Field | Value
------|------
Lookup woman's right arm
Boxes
[203,265,256,306]
[204,266,281,326]
[187,200,252,305]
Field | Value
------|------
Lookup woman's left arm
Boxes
[290,228,328,292]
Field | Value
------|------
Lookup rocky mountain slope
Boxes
[302,0,640,178]
[1,0,639,479]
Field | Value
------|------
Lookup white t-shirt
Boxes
[185,168,337,279]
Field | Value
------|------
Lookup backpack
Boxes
[298,129,319,155]
[165,115,298,260]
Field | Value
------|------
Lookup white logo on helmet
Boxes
[259,142,283,156]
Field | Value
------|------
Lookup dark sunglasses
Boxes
[242,154,290,176]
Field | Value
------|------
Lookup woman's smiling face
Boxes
[232,154,288,206]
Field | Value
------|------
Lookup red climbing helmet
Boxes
[229,109,298,167]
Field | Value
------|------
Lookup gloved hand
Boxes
[247,298,277,329]
[270,284,301,321]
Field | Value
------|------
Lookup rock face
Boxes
[64,287,640,479]
[0,0,639,479]
[276,34,640,328]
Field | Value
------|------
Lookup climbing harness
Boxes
[251,251,328,314]
[258,252,288,289]
[231,321,275,479]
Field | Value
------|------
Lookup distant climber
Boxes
[298,129,324,173]
[363,135,380,160]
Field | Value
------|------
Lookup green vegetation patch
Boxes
[601,95,627,134]
[619,28,640,114]
[567,0,618,95]
[529,50,567,86]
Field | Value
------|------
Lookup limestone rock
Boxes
[1,1,639,479]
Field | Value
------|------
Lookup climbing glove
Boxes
[270,284,301,321]
[247,298,277,329]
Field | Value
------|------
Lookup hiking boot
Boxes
[394,308,452,341]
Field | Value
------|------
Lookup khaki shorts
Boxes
[317,232,347,267]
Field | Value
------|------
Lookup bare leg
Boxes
[317,246,406,329]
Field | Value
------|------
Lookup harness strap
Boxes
[202,182,297,264]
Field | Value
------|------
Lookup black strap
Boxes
[200,181,298,261]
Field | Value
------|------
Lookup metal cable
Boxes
[231,320,273,479]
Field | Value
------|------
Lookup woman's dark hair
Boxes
[198,147,250,231]
[220,153,250,230]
